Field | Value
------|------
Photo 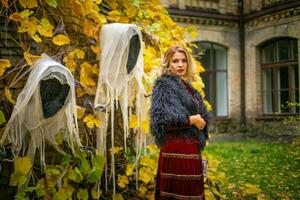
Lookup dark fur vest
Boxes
[150,73,209,150]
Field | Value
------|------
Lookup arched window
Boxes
[192,42,228,117]
[260,38,299,114]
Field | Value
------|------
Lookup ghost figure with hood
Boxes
[0,54,82,169]
[94,23,147,194]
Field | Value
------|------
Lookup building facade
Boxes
[163,0,300,133]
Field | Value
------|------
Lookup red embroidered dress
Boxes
[155,81,205,200]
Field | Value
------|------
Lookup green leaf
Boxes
[63,183,75,199]
[112,194,124,200]
[87,168,102,183]
[47,168,61,175]
[9,173,20,186]
[76,188,88,200]
[92,155,106,170]
[55,131,64,145]
[25,186,36,193]
[91,186,102,199]
[61,154,72,166]
[0,110,6,125]
[14,157,32,176]
[15,191,29,200]
[36,178,45,198]
[57,188,68,200]
[68,168,82,183]
[46,0,57,8]
[80,158,91,176]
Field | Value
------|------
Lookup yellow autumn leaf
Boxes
[31,34,42,42]
[109,146,123,155]
[140,156,156,171]
[20,9,33,18]
[204,189,215,200]
[94,0,102,5]
[195,60,205,73]
[0,59,11,77]
[69,0,82,16]
[14,157,32,176]
[117,175,129,188]
[244,183,261,195]
[138,185,147,194]
[104,0,118,9]
[18,18,38,36]
[63,55,77,73]
[257,194,270,200]
[83,114,100,129]
[83,13,106,38]
[129,114,138,129]
[23,51,40,66]
[107,10,122,22]
[1,0,9,8]
[112,194,124,200]
[19,0,38,9]
[37,18,54,38]
[80,62,96,86]
[187,25,198,39]
[123,2,137,18]
[76,87,94,97]
[9,13,22,22]
[208,159,219,172]
[204,100,212,112]
[92,64,99,75]
[73,48,85,59]
[126,164,135,176]
[146,144,159,154]
[141,119,150,133]
[83,18,99,38]
[52,34,70,46]
[77,106,85,119]
[91,45,100,56]
[82,0,99,16]
[5,87,15,104]
[191,81,203,94]
[139,167,153,183]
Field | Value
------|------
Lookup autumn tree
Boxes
[0,0,213,199]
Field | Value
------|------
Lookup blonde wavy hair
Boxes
[161,45,196,82]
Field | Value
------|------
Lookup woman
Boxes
[151,45,208,200]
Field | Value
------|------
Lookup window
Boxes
[261,38,299,114]
[192,42,228,117]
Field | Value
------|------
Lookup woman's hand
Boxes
[189,114,206,130]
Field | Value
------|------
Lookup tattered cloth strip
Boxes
[94,23,147,194]
[0,54,81,168]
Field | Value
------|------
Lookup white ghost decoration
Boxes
[94,23,147,193]
[1,54,81,168]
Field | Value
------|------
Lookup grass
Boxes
[203,139,300,200]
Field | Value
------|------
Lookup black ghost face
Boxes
[126,34,141,74]
[40,77,70,118]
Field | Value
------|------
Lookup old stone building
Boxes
[163,0,300,133]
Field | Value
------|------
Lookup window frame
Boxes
[192,41,228,118]
[260,37,299,115]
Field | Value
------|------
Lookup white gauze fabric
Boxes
[0,54,81,167]
[94,23,147,194]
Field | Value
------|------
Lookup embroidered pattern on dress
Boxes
[160,191,204,200]
[161,173,203,180]
[162,152,200,159]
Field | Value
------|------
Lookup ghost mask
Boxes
[94,23,147,193]
[1,54,81,167]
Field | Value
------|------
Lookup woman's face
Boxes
[169,51,187,78]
